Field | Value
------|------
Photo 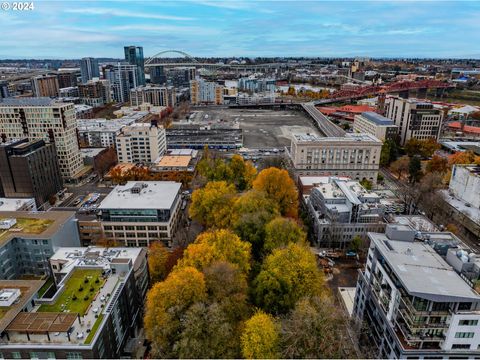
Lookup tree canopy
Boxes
[147,242,170,284]
[177,229,252,274]
[263,217,306,255]
[252,167,298,218]
[253,243,326,314]
[241,311,280,359]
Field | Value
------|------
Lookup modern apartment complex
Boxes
[115,122,166,164]
[0,98,83,180]
[57,70,79,89]
[385,96,444,145]
[0,139,63,207]
[104,64,139,103]
[0,211,80,279]
[130,85,176,108]
[0,246,148,358]
[354,224,480,359]
[80,57,100,83]
[31,75,59,98]
[307,177,386,247]
[353,112,398,142]
[124,46,145,86]
[98,181,182,247]
[78,79,111,108]
[190,78,223,105]
[290,133,382,183]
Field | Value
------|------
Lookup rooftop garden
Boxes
[0,218,54,241]
[39,269,104,316]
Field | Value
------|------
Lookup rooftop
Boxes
[0,211,74,245]
[371,232,480,302]
[359,111,396,126]
[156,155,192,168]
[0,98,68,107]
[0,280,45,333]
[98,181,181,210]
[293,132,381,143]
[0,198,35,212]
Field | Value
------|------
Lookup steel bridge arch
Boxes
[145,50,198,65]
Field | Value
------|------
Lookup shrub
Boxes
[84,295,89,301]
[72,295,77,301]
[95,278,100,284]
[84,277,89,284]
[90,287,94,292]
[78,286,84,292]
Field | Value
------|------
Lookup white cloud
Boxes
[64,7,194,21]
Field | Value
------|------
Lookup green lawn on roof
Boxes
[39,269,104,316]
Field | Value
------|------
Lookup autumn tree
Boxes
[229,154,257,190]
[189,181,237,228]
[390,155,410,179]
[144,267,207,358]
[177,229,251,274]
[359,178,373,190]
[164,246,185,275]
[426,154,449,174]
[148,242,170,283]
[253,243,326,314]
[263,217,306,255]
[252,167,298,218]
[241,311,280,359]
[404,138,439,158]
[280,296,356,359]
[232,190,280,257]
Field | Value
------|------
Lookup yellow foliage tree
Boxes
[177,229,251,274]
[241,311,280,359]
[189,181,237,228]
[148,242,170,284]
[253,243,326,314]
[252,167,298,218]
[144,267,207,357]
[263,217,306,254]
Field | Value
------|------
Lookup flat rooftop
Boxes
[98,181,181,210]
[0,211,74,245]
[0,198,34,211]
[391,215,438,232]
[156,155,191,168]
[371,233,480,302]
[360,111,395,126]
[81,148,106,158]
[0,98,65,107]
[0,280,45,333]
[293,132,381,143]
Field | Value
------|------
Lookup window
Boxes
[66,353,82,360]
[455,332,474,338]
[11,352,21,359]
[452,344,471,349]
[459,319,478,326]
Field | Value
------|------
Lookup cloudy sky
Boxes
[1,0,479,59]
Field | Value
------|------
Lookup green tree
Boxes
[380,139,398,166]
[280,296,356,358]
[409,155,423,184]
[252,167,298,218]
[241,311,280,359]
[253,243,326,314]
[263,217,306,254]
[189,181,237,228]
[359,178,373,190]
[349,235,363,253]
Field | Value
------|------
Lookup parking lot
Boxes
[175,108,321,149]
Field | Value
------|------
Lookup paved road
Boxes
[301,103,346,137]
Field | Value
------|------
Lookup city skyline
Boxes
[1,0,480,59]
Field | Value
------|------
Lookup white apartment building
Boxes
[449,164,480,209]
[354,224,480,359]
[385,96,444,146]
[190,78,223,105]
[116,122,166,164]
[130,85,176,108]
[353,111,398,142]
[105,63,139,103]
[290,133,382,183]
[0,98,83,179]
[98,181,182,247]
[307,177,386,247]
